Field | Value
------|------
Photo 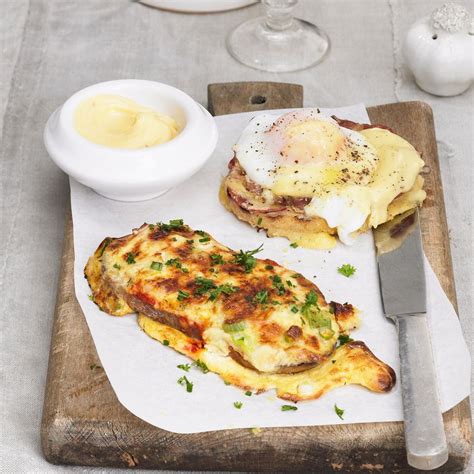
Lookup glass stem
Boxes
[263,0,297,31]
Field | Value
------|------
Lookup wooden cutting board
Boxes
[41,81,472,471]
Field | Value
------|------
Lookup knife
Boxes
[373,208,448,470]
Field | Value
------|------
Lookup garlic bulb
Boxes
[403,3,473,96]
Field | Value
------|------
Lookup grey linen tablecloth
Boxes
[0,0,472,472]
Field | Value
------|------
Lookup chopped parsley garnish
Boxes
[334,404,344,420]
[281,405,298,411]
[194,359,209,374]
[290,306,299,313]
[290,273,301,278]
[290,242,299,248]
[300,290,319,317]
[257,217,263,226]
[233,244,263,273]
[209,284,238,301]
[113,263,121,270]
[126,252,136,264]
[194,277,217,295]
[194,277,238,301]
[178,376,193,393]
[337,263,356,277]
[150,261,163,271]
[186,239,194,245]
[165,258,188,273]
[196,230,207,237]
[254,289,269,305]
[148,224,155,230]
[210,254,224,265]
[224,380,231,385]
[177,363,191,372]
[199,236,211,243]
[177,290,190,301]
[286,280,294,287]
[337,334,353,346]
[245,391,252,396]
[162,340,170,346]
[270,275,286,295]
[158,219,184,232]
[88,294,94,301]
[265,264,274,270]
[234,401,243,409]
[169,219,183,227]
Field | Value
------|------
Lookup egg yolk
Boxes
[280,120,347,165]
[271,119,378,198]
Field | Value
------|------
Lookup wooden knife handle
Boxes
[395,313,448,470]
[207,81,303,116]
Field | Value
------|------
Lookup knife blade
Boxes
[373,208,448,470]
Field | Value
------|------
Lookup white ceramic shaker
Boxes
[403,3,473,96]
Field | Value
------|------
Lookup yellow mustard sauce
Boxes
[74,94,179,149]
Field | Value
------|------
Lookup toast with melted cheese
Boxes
[85,220,395,400]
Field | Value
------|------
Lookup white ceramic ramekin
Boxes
[44,79,218,201]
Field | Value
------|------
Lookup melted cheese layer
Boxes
[85,221,396,401]
[85,223,360,373]
[303,128,425,244]
[138,315,396,401]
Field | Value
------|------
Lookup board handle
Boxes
[208,81,303,116]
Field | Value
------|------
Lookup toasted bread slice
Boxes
[85,220,396,400]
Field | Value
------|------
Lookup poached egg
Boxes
[233,109,424,244]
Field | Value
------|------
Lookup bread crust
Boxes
[220,178,338,248]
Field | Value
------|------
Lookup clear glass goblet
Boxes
[227,0,330,72]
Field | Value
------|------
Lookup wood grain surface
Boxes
[41,82,472,471]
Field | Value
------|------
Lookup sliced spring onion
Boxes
[150,261,163,271]
[223,321,246,333]
[319,327,335,340]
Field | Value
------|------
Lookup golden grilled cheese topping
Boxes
[74,94,179,149]
[85,220,396,401]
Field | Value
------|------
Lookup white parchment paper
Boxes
[71,105,470,433]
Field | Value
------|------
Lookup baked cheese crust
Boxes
[85,220,395,399]
[138,314,395,401]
